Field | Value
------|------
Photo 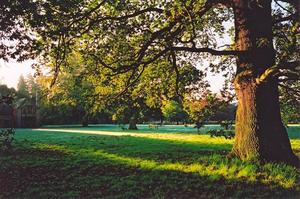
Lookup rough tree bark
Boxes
[231,0,298,166]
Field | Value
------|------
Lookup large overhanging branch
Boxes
[71,0,219,43]
[170,46,242,56]
[256,61,300,84]
[113,0,220,71]
[47,0,226,88]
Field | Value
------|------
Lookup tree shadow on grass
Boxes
[1,130,299,198]
[1,146,299,199]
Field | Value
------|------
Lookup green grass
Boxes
[0,125,300,198]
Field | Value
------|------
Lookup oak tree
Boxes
[1,0,299,165]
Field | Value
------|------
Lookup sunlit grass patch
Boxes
[1,126,299,198]
[262,163,298,189]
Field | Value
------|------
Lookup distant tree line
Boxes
[1,73,298,128]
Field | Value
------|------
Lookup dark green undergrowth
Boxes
[0,127,299,198]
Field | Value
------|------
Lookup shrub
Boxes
[208,129,235,139]
[220,120,233,130]
[207,120,235,139]
[0,128,15,152]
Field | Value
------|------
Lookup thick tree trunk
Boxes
[160,115,164,125]
[82,113,88,127]
[128,119,138,130]
[128,111,138,130]
[232,0,298,165]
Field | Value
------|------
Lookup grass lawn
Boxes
[0,125,299,198]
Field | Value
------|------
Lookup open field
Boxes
[41,124,300,138]
[1,125,300,198]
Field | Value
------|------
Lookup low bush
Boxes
[208,120,235,139]
[208,129,235,139]
[0,128,15,152]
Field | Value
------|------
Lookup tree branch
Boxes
[273,13,298,24]
[170,46,242,56]
[278,74,300,82]
[278,61,300,70]
[279,83,300,98]
[170,50,182,98]
[274,0,295,14]
[255,61,300,84]
[50,35,68,87]
[277,0,299,7]
[67,0,107,29]
[48,0,223,88]
[95,7,164,21]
